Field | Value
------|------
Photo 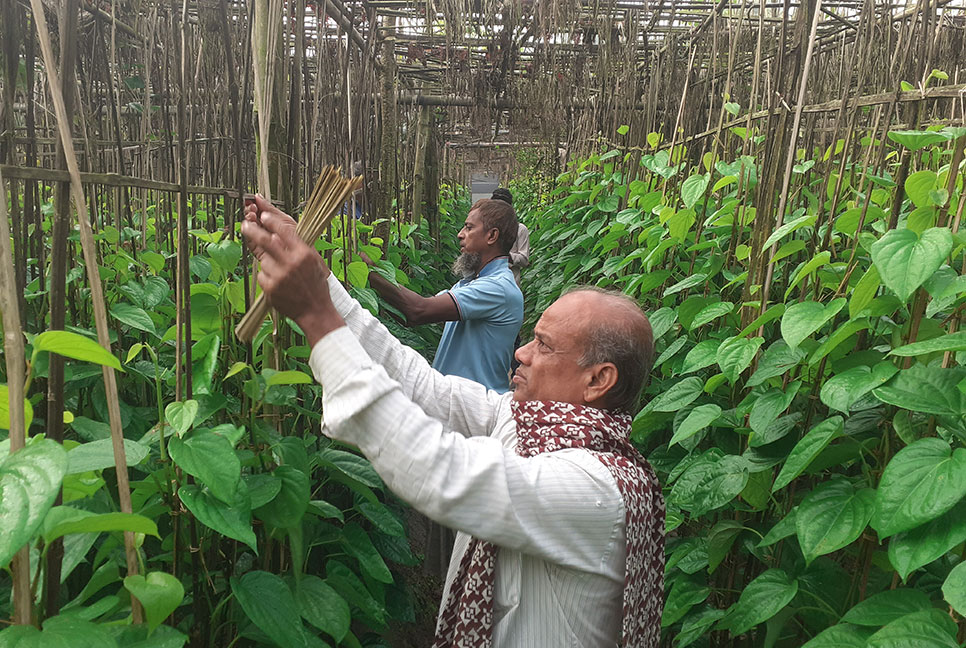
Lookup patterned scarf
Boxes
[433,399,665,647]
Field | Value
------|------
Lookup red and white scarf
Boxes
[433,400,665,647]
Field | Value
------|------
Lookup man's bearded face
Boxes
[452,251,482,279]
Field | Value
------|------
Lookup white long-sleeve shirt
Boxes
[311,274,628,647]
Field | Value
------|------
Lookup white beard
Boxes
[452,252,482,280]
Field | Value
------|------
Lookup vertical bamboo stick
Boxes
[27,0,143,623]
[0,170,32,625]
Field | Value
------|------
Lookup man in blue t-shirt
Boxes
[364,198,523,392]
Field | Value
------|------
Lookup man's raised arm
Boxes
[241,195,501,436]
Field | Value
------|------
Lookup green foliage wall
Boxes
[514,128,966,647]
[0,186,468,647]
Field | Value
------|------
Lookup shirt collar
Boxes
[476,256,509,278]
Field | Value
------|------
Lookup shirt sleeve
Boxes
[448,276,510,322]
[311,326,625,573]
[509,224,530,270]
[323,274,504,438]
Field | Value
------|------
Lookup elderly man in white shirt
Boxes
[242,195,665,648]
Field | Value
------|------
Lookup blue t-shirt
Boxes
[432,257,524,392]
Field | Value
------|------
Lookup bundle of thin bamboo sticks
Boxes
[235,166,363,343]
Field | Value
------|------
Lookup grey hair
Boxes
[565,286,655,414]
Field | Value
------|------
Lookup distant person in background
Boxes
[491,188,529,287]
[492,187,529,373]
[360,196,524,583]
[362,198,523,393]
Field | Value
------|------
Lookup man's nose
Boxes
[514,341,530,364]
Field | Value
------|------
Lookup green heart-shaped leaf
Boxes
[168,429,240,504]
[780,298,846,349]
[796,479,875,565]
[888,507,966,581]
[232,571,308,648]
[717,569,798,635]
[872,438,966,539]
[296,575,350,642]
[124,571,185,632]
[871,227,952,303]
[165,399,199,437]
[0,439,68,568]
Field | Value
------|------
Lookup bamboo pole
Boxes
[235,167,362,342]
[759,0,824,312]
[27,0,144,623]
[0,169,31,625]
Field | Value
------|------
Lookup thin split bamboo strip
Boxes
[0,170,32,625]
[252,0,283,199]
[235,166,363,342]
[27,0,144,623]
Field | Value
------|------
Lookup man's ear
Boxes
[584,362,619,406]
[486,227,500,247]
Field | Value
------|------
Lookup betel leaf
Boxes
[669,404,722,447]
[903,169,938,207]
[179,484,257,552]
[255,465,310,529]
[941,561,966,616]
[887,130,952,151]
[0,439,68,568]
[653,337,687,368]
[647,377,704,412]
[296,575,350,642]
[772,417,843,492]
[2,616,119,648]
[675,608,726,648]
[42,506,159,543]
[168,429,240,505]
[688,302,733,330]
[871,437,966,539]
[356,500,405,537]
[681,173,710,210]
[31,330,122,370]
[872,362,966,416]
[680,340,719,374]
[780,298,846,349]
[245,473,282,509]
[232,571,308,648]
[801,624,874,648]
[647,307,677,340]
[747,342,805,387]
[717,569,798,636]
[341,522,393,584]
[661,577,710,627]
[670,455,749,517]
[67,438,149,474]
[785,251,831,300]
[0,384,35,431]
[664,273,707,297]
[890,330,966,356]
[124,572,185,632]
[317,448,382,489]
[748,382,800,437]
[820,362,898,413]
[325,559,386,627]
[849,265,881,319]
[870,227,952,303]
[762,213,816,250]
[866,609,958,648]
[795,479,875,565]
[165,400,199,437]
[716,336,763,383]
[110,303,157,337]
[759,508,797,547]
[888,507,966,581]
[706,520,745,573]
[265,370,314,387]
